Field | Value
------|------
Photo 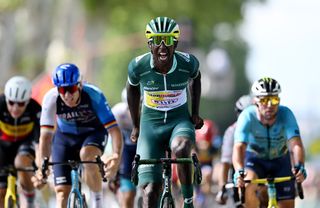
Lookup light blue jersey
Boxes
[234,105,300,159]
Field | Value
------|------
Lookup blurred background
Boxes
[0,0,319,207]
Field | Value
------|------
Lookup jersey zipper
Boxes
[266,125,270,159]
[163,74,167,124]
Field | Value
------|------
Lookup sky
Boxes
[240,0,320,141]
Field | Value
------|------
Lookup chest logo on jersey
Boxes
[58,110,95,121]
[147,80,155,85]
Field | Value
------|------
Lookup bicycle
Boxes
[131,150,202,208]
[0,164,37,208]
[41,155,107,208]
[229,174,304,208]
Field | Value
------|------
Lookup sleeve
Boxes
[86,85,118,130]
[234,110,251,144]
[220,124,236,163]
[282,107,301,140]
[31,100,41,143]
[127,58,140,86]
[40,88,57,130]
[189,54,200,79]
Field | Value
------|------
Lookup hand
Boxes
[292,163,307,183]
[215,185,227,205]
[108,173,120,194]
[233,168,246,187]
[130,127,139,143]
[101,153,121,180]
[192,115,203,129]
[31,169,48,189]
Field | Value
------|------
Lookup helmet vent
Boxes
[21,90,26,100]
[15,88,19,99]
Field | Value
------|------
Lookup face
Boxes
[255,96,280,121]
[149,36,176,70]
[57,83,81,107]
[6,100,28,119]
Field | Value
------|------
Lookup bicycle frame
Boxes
[243,176,298,208]
[131,152,202,208]
[42,156,106,208]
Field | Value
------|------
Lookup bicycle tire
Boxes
[162,196,175,208]
[69,192,81,208]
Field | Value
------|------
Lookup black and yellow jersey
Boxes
[0,95,41,142]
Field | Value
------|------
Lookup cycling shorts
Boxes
[136,116,195,186]
[245,151,295,200]
[51,129,107,185]
[0,138,35,188]
[120,178,136,192]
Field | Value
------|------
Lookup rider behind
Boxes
[108,88,137,208]
[215,94,252,204]
[0,76,41,208]
[232,77,307,208]
[32,63,123,208]
[127,17,203,208]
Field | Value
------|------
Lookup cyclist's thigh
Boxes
[82,128,107,152]
[244,151,268,178]
[136,120,171,185]
[120,144,137,180]
[51,131,83,186]
[0,140,20,187]
[271,153,295,201]
[16,137,35,157]
[170,117,195,145]
[120,177,136,193]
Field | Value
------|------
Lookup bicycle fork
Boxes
[4,175,17,208]
[67,169,85,208]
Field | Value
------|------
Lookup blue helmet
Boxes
[52,63,80,87]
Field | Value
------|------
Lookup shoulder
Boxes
[175,51,199,66]
[82,83,104,98]
[0,95,6,109]
[43,88,59,103]
[28,98,42,111]
[128,53,151,70]
[277,105,296,118]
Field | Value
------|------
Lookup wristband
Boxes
[294,163,307,179]
[233,168,245,185]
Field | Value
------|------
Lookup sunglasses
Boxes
[58,84,79,95]
[7,100,26,107]
[257,96,280,106]
[151,36,175,46]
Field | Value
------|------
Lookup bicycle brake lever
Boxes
[95,155,107,182]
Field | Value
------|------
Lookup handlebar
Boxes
[41,156,107,182]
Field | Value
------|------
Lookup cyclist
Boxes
[0,76,41,208]
[215,95,252,205]
[193,119,219,206]
[233,77,307,208]
[107,88,137,208]
[32,63,123,208]
[127,16,203,208]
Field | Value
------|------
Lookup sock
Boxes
[22,189,35,207]
[181,184,194,208]
[90,191,103,208]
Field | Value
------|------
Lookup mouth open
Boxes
[159,52,168,61]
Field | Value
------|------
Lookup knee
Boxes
[14,154,33,168]
[55,186,70,201]
[172,138,193,157]
[143,183,161,202]
[79,146,101,161]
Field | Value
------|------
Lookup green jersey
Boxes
[128,51,199,121]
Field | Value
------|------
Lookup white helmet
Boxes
[251,77,281,97]
[4,76,32,102]
[235,95,252,112]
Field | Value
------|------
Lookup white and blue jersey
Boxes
[234,105,300,160]
[40,84,117,134]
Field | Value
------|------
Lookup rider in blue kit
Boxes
[233,77,307,208]
[33,63,123,208]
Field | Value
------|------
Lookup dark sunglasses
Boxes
[58,84,79,95]
[7,100,26,107]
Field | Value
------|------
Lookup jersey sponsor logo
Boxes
[144,89,187,111]
[170,81,188,87]
[58,110,96,122]
[56,176,67,184]
[146,80,155,86]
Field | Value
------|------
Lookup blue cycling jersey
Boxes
[234,105,300,159]
[40,84,117,134]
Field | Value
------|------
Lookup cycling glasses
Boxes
[7,100,27,107]
[257,96,280,106]
[151,36,175,46]
[58,84,79,95]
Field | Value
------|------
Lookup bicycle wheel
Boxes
[69,193,81,208]
[162,196,175,208]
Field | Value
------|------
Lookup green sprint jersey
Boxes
[127,51,199,122]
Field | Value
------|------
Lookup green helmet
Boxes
[145,17,180,40]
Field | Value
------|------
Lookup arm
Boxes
[289,136,306,182]
[126,82,141,142]
[36,129,54,167]
[108,126,123,159]
[232,142,247,171]
[189,72,203,129]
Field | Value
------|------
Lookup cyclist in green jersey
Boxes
[127,17,203,208]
